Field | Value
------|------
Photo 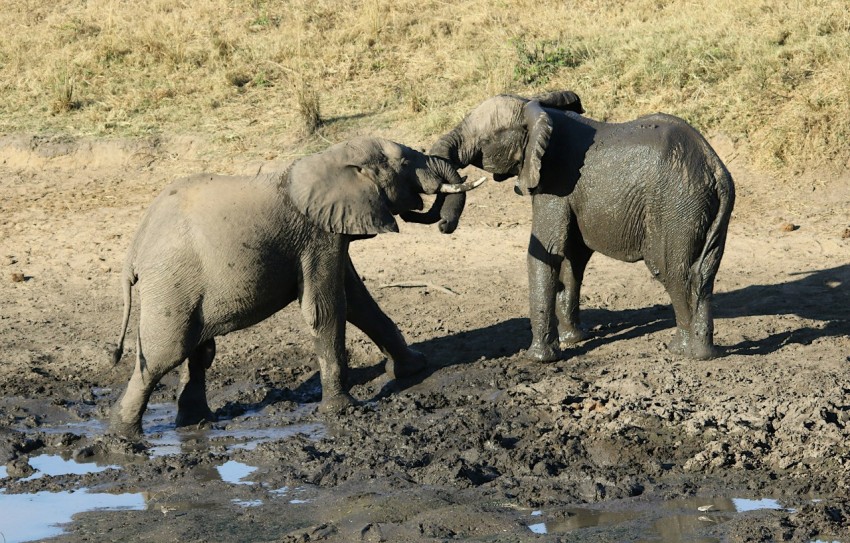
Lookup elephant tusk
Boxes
[438,176,487,194]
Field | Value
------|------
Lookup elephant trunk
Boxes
[429,125,468,167]
[426,155,466,190]
[401,153,472,234]
[419,130,470,233]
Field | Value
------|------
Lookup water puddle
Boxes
[26,402,326,458]
[143,403,326,456]
[0,404,326,542]
[0,489,144,543]
[22,454,120,481]
[269,485,313,504]
[216,460,257,485]
[526,496,795,539]
[232,498,264,508]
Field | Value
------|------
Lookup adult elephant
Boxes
[426,91,735,362]
[109,137,483,438]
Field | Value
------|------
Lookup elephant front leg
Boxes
[526,234,562,362]
[344,258,426,379]
[557,243,593,345]
[175,339,217,427]
[299,248,356,413]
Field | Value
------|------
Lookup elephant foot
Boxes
[95,433,149,456]
[526,340,561,363]
[107,415,144,440]
[175,406,217,428]
[319,392,357,415]
[559,327,589,345]
[688,342,718,360]
[667,330,718,360]
[385,349,427,379]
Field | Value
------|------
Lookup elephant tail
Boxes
[690,163,736,303]
[111,263,137,366]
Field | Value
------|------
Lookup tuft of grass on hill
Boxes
[0,0,848,173]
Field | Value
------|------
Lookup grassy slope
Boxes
[1,0,848,173]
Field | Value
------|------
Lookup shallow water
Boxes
[216,460,257,485]
[0,489,145,543]
[525,496,794,540]
[22,454,120,481]
[143,403,326,456]
[0,407,327,543]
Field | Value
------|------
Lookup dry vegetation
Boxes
[1,0,849,172]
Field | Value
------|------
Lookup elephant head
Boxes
[287,137,483,235]
[418,90,584,224]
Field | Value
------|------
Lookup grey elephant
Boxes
[425,90,735,361]
[109,137,483,438]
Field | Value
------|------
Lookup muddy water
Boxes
[1,408,844,543]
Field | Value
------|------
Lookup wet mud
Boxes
[1,135,849,541]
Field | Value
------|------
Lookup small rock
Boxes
[10,272,25,282]
[841,227,850,239]
[3,256,16,266]
[779,222,799,232]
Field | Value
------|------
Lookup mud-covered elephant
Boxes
[109,137,483,438]
[426,90,735,361]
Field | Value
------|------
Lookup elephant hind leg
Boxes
[176,339,217,427]
[661,267,718,361]
[344,258,425,379]
[109,333,189,438]
[683,242,724,360]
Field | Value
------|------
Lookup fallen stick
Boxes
[379,281,458,296]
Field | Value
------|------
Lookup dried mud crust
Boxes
[1,134,849,541]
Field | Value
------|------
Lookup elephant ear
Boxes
[517,100,553,195]
[287,151,398,235]
[531,90,585,114]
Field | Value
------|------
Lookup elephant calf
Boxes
[427,91,735,361]
[109,137,482,438]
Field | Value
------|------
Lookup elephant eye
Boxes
[351,164,377,181]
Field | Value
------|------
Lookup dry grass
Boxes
[1,0,848,172]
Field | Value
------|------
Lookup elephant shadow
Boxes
[219,265,848,413]
[573,263,850,358]
[401,263,850,380]
[712,263,850,356]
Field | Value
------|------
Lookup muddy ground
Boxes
[1,133,849,542]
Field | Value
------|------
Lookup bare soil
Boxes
[1,133,849,542]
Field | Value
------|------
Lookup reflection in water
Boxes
[732,498,784,512]
[216,460,257,485]
[232,499,263,508]
[0,489,144,543]
[528,522,547,534]
[142,403,326,457]
[23,454,120,481]
[148,423,326,457]
[547,508,638,531]
[528,496,793,539]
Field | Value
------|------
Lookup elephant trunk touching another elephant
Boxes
[109,137,481,438]
[427,90,734,361]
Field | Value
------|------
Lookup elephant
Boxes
[425,90,735,362]
[109,137,484,438]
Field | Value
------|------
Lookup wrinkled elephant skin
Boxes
[430,91,735,362]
